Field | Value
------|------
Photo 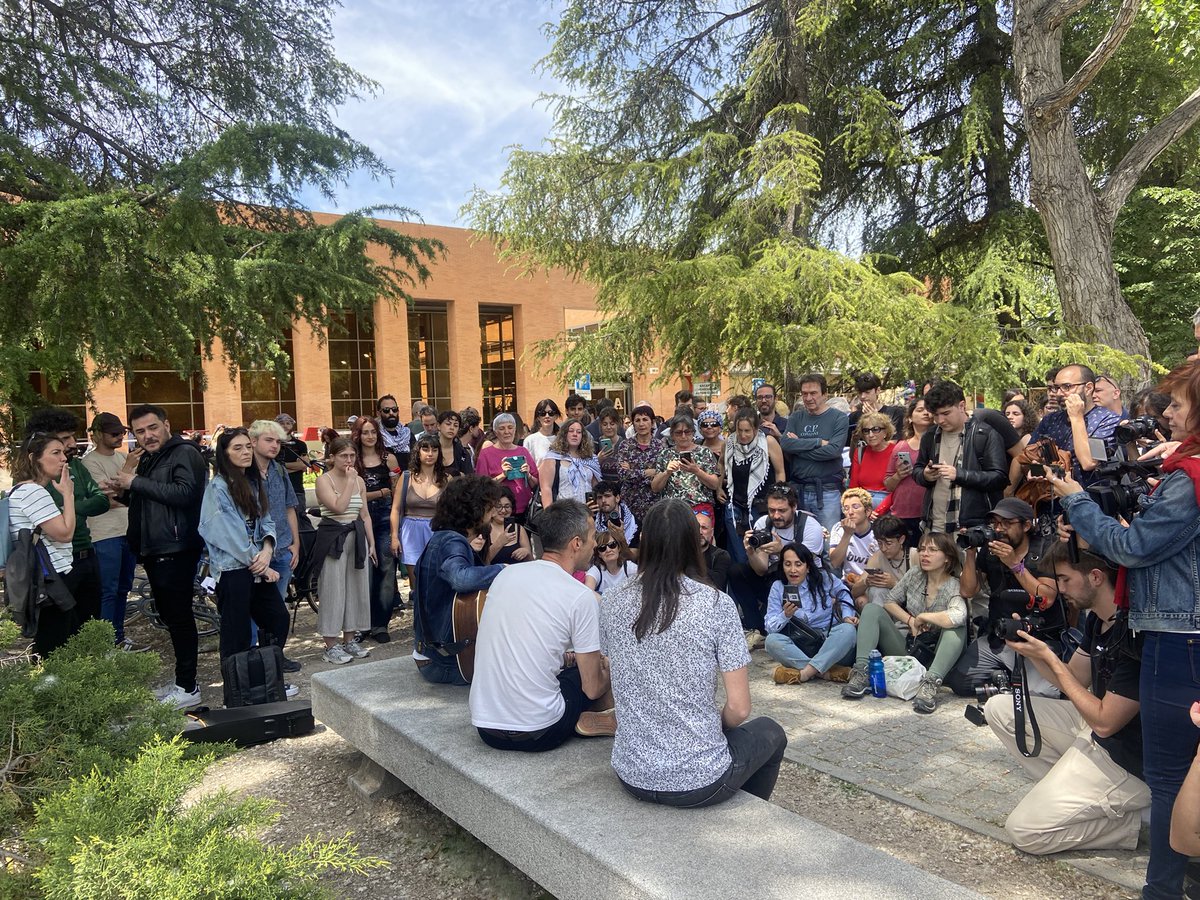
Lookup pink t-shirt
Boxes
[476,445,537,514]
[884,440,927,519]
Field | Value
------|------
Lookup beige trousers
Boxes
[985,694,1150,855]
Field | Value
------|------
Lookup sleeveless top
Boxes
[362,459,393,529]
[403,475,441,519]
[319,476,363,523]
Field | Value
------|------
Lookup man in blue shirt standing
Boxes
[1029,364,1119,487]
[777,373,849,532]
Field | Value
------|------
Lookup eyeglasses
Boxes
[671,428,690,435]
[379,406,399,413]
[597,541,618,551]
[862,426,887,434]
[1048,382,1089,393]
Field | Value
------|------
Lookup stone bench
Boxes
[312,657,985,900]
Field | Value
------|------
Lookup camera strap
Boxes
[1010,656,1042,757]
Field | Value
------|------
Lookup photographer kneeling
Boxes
[947,497,1061,699]
[985,543,1148,855]
[1048,360,1200,900]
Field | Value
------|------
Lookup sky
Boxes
[299,0,563,227]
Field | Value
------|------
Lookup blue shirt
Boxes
[1030,406,1120,485]
[260,460,300,558]
[778,407,849,484]
[764,573,854,634]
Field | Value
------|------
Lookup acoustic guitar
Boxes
[451,589,488,683]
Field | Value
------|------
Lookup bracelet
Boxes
[1010,561,1026,575]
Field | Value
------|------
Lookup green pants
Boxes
[854,603,966,680]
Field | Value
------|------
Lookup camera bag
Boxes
[221,643,288,708]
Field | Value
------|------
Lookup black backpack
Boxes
[221,644,287,708]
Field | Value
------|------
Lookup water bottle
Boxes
[868,650,887,698]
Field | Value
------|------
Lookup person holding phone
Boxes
[848,412,896,507]
[595,408,626,481]
[849,515,917,611]
[882,398,934,547]
[476,413,539,520]
[483,486,533,565]
[651,414,720,507]
[764,543,857,684]
[539,418,602,508]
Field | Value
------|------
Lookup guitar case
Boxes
[183,700,316,748]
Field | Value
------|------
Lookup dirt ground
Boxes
[161,602,1137,900]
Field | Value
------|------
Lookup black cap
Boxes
[90,412,126,435]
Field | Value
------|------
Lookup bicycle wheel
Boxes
[193,592,220,637]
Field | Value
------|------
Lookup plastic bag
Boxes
[883,655,926,700]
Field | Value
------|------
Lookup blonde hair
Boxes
[841,487,874,510]
[852,411,895,443]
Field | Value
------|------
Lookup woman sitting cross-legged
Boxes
[841,531,967,714]
[600,499,787,808]
[764,544,858,684]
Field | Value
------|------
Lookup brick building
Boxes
[54,216,695,434]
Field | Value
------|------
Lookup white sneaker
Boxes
[160,684,202,711]
[323,644,353,665]
[117,637,150,653]
[341,639,370,659]
[284,682,299,699]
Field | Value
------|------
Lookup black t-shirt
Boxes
[977,535,1050,598]
[1080,612,1143,778]
[282,437,310,500]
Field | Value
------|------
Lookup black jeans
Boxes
[727,563,772,633]
[620,717,788,808]
[214,567,291,660]
[63,550,101,625]
[144,549,201,692]
[478,667,588,753]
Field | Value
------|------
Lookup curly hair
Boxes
[549,417,594,457]
[852,411,895,444]
[430,474,504,535]
[840,486,874,512]
[1003,399,1039,437]
[409,434,448,485]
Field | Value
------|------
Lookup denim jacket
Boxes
[199,475,276,581]
[1061,470,1200,632]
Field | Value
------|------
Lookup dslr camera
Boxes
[956,525,997,549]
[1114,415,1159,444]
[991,615,1046,641]
[965,671,1011,726]
[747,529,775,549]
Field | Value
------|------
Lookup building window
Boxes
[240,332,298,425]
[479,306,517,424]
[27,372,89,435]
[408,302,451,412]
[126,354,205,433]
[329,312,378,425]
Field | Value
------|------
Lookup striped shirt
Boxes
[7,483,73,573]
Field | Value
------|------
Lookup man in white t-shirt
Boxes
[470,499,615,751]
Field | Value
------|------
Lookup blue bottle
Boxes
[868,650,887,698]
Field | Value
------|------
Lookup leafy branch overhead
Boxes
[0,0,442,421]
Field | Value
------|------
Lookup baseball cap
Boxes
[90,412,126,435]
[990,497,1035,521]
[275,413,296,428]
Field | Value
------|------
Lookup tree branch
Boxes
[1035,0,1097,32]
[1033,0,1139,119]
[1099,83,1200,220]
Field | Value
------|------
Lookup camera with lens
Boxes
[956,525,997,549]
[1114,415,1160,445]
[1085,457,1161,520]
[991,615,1046,641]
[747,529,775,549]
[974,670,1011,703]
[606,510,622,526]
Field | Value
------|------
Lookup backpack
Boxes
[221,644,288,708]
[0,491,11,568]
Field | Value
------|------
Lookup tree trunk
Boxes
[1012,1,1152,379]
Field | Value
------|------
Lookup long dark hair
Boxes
[213,428,266,520]
[777,543,830,609]
[632,499,707,641]
[351,415,382,474]
[410,433,448,485]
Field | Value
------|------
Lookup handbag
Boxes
[524,460,560,532]
[784,618,827,657]
[905,630,939,668]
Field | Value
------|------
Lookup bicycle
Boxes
[125,560,220,638]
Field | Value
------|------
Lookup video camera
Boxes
[1084,454,1161,521]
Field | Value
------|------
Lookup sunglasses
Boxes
[597,541,618,551]
[862,426,887,434]
[379,406,399,414]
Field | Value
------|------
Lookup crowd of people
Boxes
[5,363,1199,898]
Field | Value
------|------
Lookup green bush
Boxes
[23,737,384,899]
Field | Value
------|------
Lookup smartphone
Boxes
[504,455,525,480]
[680,451,693,463]
[585,491,595,505]
[600,438,613,452]
[1029,463,1046,477]
[896,450,911,466]
[503,516,516,532]
[865,567,883,575]
[783,585,800,603]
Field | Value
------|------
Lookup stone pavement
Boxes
[744,650,1148,893]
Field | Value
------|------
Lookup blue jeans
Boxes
[270,549,294,601]
[1140,632,1200,899]
[724,503,750,565]
[94,537,136,643]
[620,717,787,807]
[799,484,843,535]
[765,623,857,673]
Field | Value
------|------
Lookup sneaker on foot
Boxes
[342,639,370,659]
[117,636,150,653]
[913,674,943,714]
[773,665,803,685]
[323,644,353,665]
[744,630,765,651]
[575,710,617,737]
[284,682,299,699]
[160,684,202,711]
[280,655,302,674]
[370,627,391,644]
[841,665,871,700]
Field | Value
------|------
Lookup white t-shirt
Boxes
[586,560,638,595]
[6,483,73,573]
[522,431,554,465]
[470,560,601,731]
[81,450,128,543]
[752,513,825,567]
[829,523,879,577]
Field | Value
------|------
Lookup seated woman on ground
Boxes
[585,528,638,595]
[849,515,918,612]
[828,488,878,581]
[599,499,788,808]
[764,543,857,685]
[841,532,967,715]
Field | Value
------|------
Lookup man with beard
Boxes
[753,383,788,437]
[1027,364,1120,487]
[376,394,412,470]
[27,407,111,627]
[984,543,1148,855]
[947,497,1061,698]
[696,508,730,592]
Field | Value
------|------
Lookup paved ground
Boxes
[744,649,1148,893]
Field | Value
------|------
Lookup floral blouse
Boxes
[616,436,664,522]
[655,445,719,508]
